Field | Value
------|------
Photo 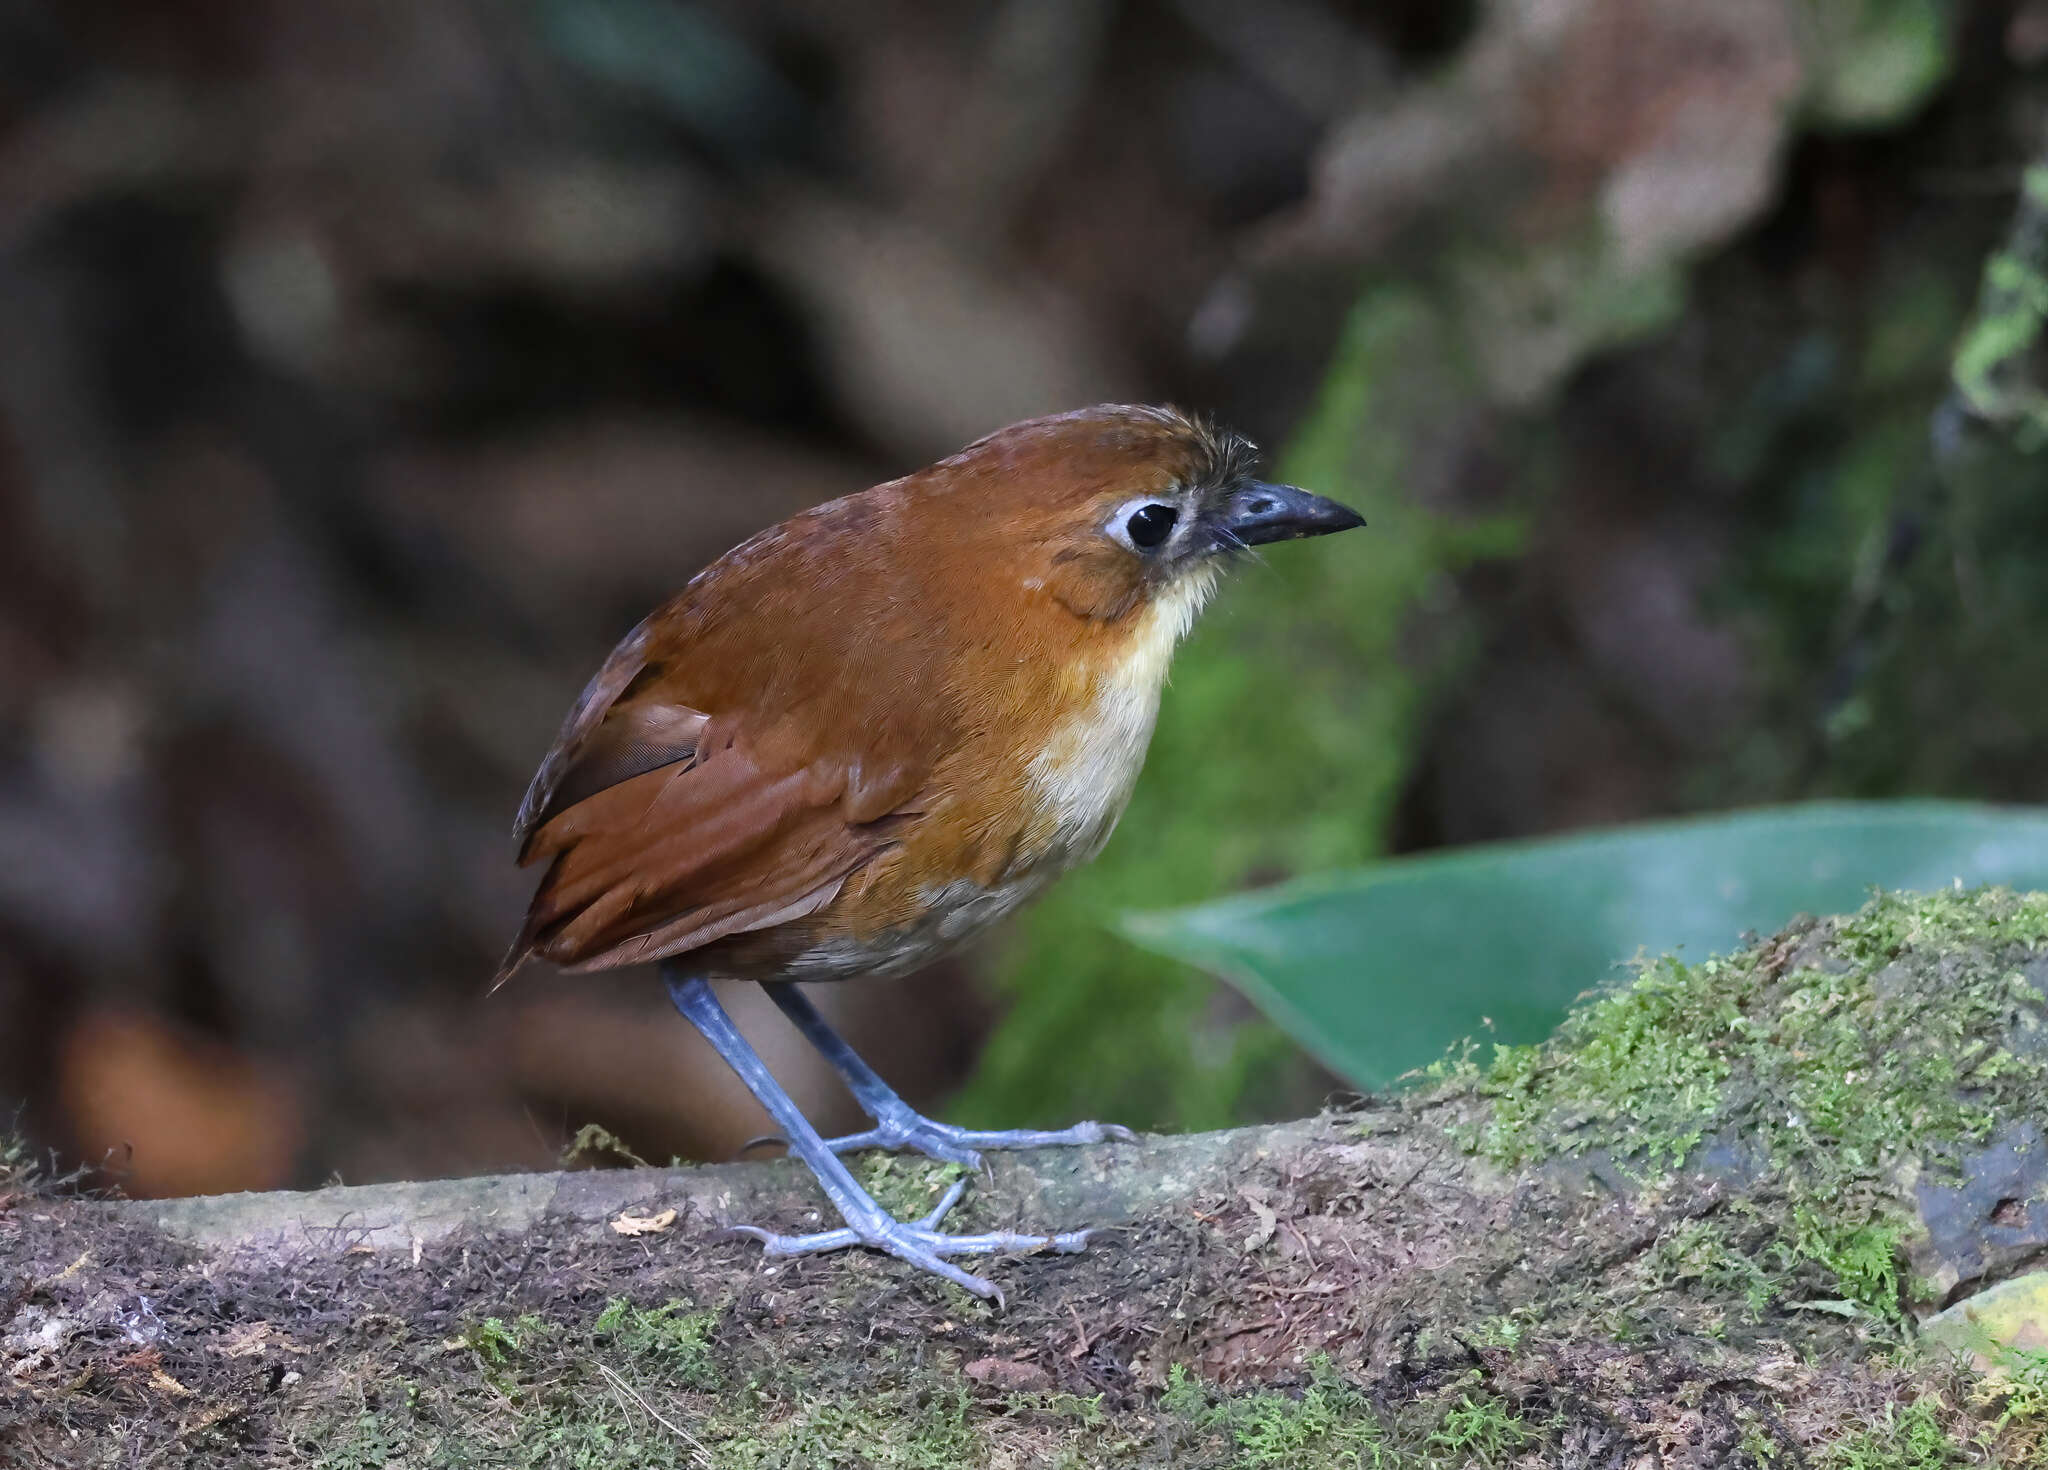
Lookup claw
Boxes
[719,1182,1088,1306]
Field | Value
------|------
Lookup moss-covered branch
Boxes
[8,891,2048,1465]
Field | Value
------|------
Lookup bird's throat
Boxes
[1023,563,1219,863]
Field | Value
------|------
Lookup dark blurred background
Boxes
[3,0,2046,1198]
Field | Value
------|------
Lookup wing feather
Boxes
[499,490,963,987]
[498,679,928,987]
[512,617,679,850]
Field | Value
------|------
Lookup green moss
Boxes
[1422,1389,1533,1462]
[1978,1342,2048,1453]
[1786,1211,1910,1320]
[1818,1399,1968,1469]
[1451,888,2048,1319]
[312,1413,405,1470]
[592,1297,720,1389]
[304,1303,977,1468]
[1463,1310,1539,1350]
[2006,1346,2048,1415]
[1158,1359,1546,1469]
[322,1339,1409,1468]
[119,1279,2040,1469]
[1647,1219,1781,1318]
[715,1380,978,1469]
[856,1153,965,1222]
[1470,952,1736,1174]
[1165,1358,1389,1468]
[461,1314,548,1368]
[513,1402,695,1470]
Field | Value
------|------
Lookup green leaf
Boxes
[1120,801,2048,1090]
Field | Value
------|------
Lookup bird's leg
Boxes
[664,971,1088,1303]
[762,981,1134,1169]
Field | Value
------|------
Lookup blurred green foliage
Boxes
[1802,0,1952,128]
[1119,801,2048,1090]
[1707,208,2048,805]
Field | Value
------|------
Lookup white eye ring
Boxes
[1108,497,1182,553]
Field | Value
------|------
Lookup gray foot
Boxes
[823,1110,1134,1170]
[760,982,1134,1170]
[724,1179,1090,1303]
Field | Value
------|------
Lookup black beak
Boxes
[1218,481,1366,547]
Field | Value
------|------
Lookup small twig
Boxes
[595,1361,711,1467]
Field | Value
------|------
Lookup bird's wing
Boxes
[495,630,932,986]
[499,491,966,986]
[510,615,694,851]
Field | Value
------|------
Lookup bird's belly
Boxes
[781,646,1170,984]
[780,699,1157,982]
[782,868,1058,982]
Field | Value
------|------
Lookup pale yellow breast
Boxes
[1023,565,1218,866]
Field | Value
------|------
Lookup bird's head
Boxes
[911,403,1364,626]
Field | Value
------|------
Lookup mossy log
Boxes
[7,890,2048,1467]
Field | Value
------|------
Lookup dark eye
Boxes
[1125,503,1178,550]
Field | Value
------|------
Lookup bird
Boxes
[498,403,1363,1301]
